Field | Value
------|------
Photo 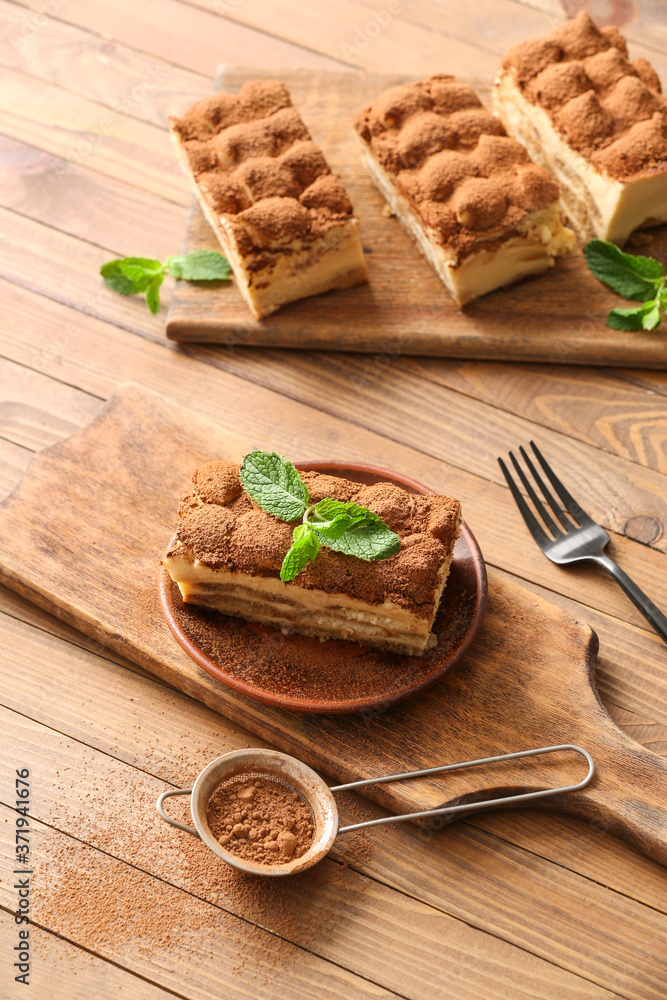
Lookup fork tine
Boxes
[498,456,552,549]
[529,441,591,525]
[519,446,572,530]
[509,451,562,537]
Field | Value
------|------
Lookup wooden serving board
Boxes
[166,68,667,368]
[1,383,666,866]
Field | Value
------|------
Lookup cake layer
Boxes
[353,74,575,306]
[167,551,444,654]
[164,462,462,655]
[170,81,368,318]
[494,13,667,243]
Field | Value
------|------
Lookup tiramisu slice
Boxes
[170,81,368,319]
[352,75,575,307]
[494,12,667,244]
[163,462,461,656]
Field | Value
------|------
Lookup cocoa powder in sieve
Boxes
[206,773,314,866]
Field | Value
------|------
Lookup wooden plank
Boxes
[0,911,182,999]
[401,357,667,484]
[0,271,666,639]
[3,706,620,1000]
[1,633,664,997]
[6,0,347,79]
[1,383,667,869]
[166,68,667,367]
[0,808,393,1000]
[2,602,665,924]
[0,356,102,452]
[0,436,31,498]
[0,134,187,258]
[0,66,187,203]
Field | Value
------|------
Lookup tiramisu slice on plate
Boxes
[163,461,462,656]
[352,75,575,307]
[169,81,368,319]
[494,12,667,244]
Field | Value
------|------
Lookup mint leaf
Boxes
[607,299,662,331]
[167,250,231,281]
[240,451,309,522]
[584,240,664,300]
[280,523,320,581]
[641,301,662,330]
[146,273,165,316]
[100,260,141,295]
[312,512,363,540]
[316,518,401,561]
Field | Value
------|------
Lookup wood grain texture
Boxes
[1,607,664,998]
[4,707,627,1000]
[2,273,666,642]
[0,383,666,868]
[166,68,667,367]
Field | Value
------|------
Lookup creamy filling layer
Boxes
[355,136,574,307]
[165,548,452,655]
[493,72,667,245]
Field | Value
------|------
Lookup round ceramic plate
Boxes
[159,462,487,714]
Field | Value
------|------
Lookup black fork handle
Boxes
[594,554,667,645]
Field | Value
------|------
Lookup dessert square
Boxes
[493,12,667,244]
[352,74,575,307]
[170,80,369,319]
[163,462,462,656]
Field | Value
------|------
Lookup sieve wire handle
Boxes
[330,744,594,834]
[156,787,200,837]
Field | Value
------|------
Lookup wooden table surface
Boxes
[2,1,667,997]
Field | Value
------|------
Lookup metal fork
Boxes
[498,441,667,645]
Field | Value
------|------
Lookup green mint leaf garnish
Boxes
[280,523,320,581]
[100,260,142,295]
[167,250,232,281]
[584,239,664,301]
[607,300,662,331]
[239,451,309,522]
[146,274,165,316]
[240,451,403,580]
[100,249,231,314]
[315,518,401,561]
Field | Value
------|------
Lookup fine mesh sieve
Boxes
[157,745,594,877]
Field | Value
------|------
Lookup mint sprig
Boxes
[239,452,401,582]
[100,249,231,315]
[584,239,666,332]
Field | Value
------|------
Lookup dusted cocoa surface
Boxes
[170,80,357,256]
[353,74,559,256]
[501,12,667,181]
[169,462,462,619]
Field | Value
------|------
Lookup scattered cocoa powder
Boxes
[206,773,315,866]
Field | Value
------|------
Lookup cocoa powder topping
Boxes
[501,12,667,180]
[168,462,462,619]
[170,81,357,253]
[206,774,315,866]
[353,74,559,257]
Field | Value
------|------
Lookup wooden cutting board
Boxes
[166,68,667,368]
[1,383,666,866]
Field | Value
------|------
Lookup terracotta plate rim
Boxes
[159,461,487,714]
